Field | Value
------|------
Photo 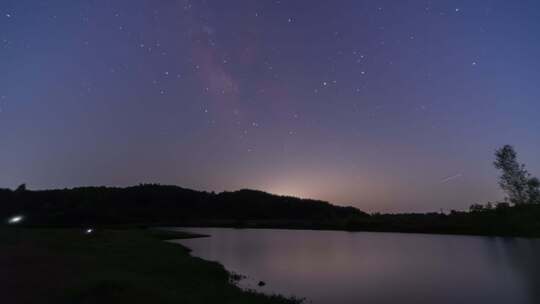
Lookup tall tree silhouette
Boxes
[494,145,538,204]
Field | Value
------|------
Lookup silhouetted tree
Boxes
[494,145,531,205]
[15,184,26,192]
[469,203,484,212]
[496,202,510,210]
[527,177,540,204]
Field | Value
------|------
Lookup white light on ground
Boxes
[8,215,24,224]
[85,228,94,234]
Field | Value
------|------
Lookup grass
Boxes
[0,227,302,304]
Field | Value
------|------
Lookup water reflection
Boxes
[496,238,540,303]
[171,228,539,304]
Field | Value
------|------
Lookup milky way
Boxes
[1,1,539,212]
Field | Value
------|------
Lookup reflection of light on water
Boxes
[177,227,538,304]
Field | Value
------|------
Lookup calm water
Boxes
[170,228,540,304]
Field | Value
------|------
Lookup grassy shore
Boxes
[0,227,301,304]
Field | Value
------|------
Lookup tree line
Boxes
[470,145,539,212]
[1,145,539,237]
[0,185,366,227]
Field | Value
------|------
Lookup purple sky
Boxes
[1,0,539,212]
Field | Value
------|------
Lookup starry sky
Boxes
[1,0,539,212]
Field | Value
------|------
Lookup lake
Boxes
[170,228,540,304]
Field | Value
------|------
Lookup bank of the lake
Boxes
[0,228,301,304]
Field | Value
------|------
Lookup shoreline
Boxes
[157,222,540,239]
[0,227,302,304]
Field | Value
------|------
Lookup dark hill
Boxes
[0,184,367,227]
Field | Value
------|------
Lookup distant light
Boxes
[85,228,94,234]
[8,215,24,224]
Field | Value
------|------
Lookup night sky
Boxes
[1,1,539,212]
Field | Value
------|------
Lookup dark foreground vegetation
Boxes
[0,227,301,304]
